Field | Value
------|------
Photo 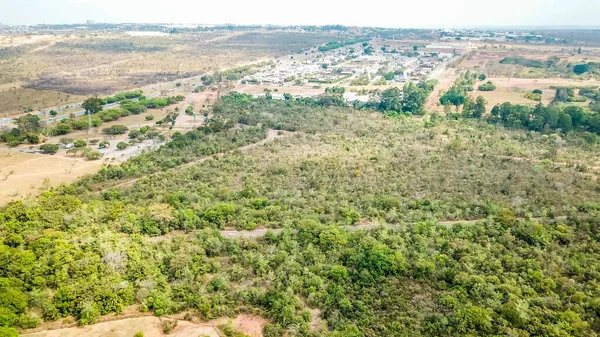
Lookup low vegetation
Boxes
[3,93,600,337]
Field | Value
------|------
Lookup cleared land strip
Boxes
[147,216,567,243]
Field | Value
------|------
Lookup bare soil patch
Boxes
[22,317,220,337]
[0,150,102,205]
[211,314,268,337]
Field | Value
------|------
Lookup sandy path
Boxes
[23,317,220,337]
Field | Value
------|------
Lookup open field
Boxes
[474,77,600,110]
[0,96,191,205]
[0,150,102,204]
[0,85,86,115]
[0,30,342,116]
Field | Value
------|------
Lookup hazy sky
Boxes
[1,0,599,28]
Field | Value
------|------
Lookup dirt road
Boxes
[148,216,565,243]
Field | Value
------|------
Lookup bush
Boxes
[533,89,543,94]
[39,144,59,154]
[102,125,129,135]
[478,82,496,91]
[145,115,154,121]
[524,92,542,101]
[99,140,110,149]
[134,332,144,337]
[0,327,18,337]
[53,123,73,135]
[129,130,142,139]
[83,150,103,160]
[73,140,87,148]
[26,133,40,144]
[117,141,128,150]
[574,63,589,75]
[17,314,40,329]
[567,96,587,103]
[7,139,22,148]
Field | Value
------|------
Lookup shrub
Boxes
[574,63,589,75]
[116,142,128,150]
[73,140,87,148]
[102,125,129,135]
[524,92,542,101]
[134,332,144,337]
[145,115,154,121]
[478,82,496,91]
[7,139,22,148]
[26,133,40,144]
[129,130,142,139]
[53,123,73,135]
[0,327,18,337]
[39,144,59,154]
[99,140,110,149]
[83,150,103,160]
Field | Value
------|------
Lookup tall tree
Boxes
[82,97,104,115]
[472,96,487,118]
[378,87,403,112]
[15,114,42,134]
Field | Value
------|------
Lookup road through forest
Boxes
[145,216,567,242]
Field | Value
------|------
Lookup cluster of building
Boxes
[438,29,547,43]
[0,23,31,35]
[242,41,454,87]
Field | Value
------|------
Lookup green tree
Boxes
[82,97,104,114]
[383,72,396,81]
[472,96,487,118]
[39,144,59,154]
[378,87,403,112]
[15,114,42,134]
[558,113,573,132]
